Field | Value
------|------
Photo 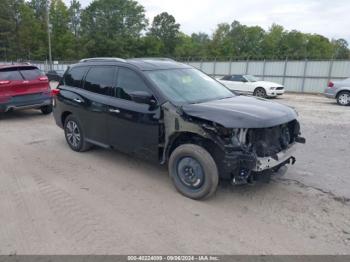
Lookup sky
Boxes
[64,0,350,42]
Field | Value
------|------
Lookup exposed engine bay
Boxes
[162,101,306,186]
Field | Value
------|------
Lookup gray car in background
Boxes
[324,78,350,106]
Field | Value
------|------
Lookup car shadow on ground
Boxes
[0,110,50,121]
[81,145,281,201]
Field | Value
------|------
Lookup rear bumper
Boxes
[324,88,336,99]
[0,93,52,112]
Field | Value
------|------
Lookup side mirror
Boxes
[129,91,155,105]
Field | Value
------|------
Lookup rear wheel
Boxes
[40,105,53,115]
[337,91,350,106]
[169,144,219,200]
[253,87,267,98]
[64,115,91,152]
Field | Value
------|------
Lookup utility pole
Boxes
[46,0,52,70]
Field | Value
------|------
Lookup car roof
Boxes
[0,64,38,70]
[75,58,192,71]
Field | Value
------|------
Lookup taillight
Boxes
[328,81,334,88]
[39,76,48,82]
[51,89,60,96]
[0,80,10,85]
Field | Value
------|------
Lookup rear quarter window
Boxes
[0,69,23,81]
[64,67,88,88]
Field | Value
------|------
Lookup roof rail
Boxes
[79,57,126,63]
[130,57,175,62]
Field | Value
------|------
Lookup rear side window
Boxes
[19,67,44,80]
[0,69,23,81]
[116,67,149,100]
[64,67,88,88]
[84,66,116,95]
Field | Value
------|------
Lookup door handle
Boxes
[109,108,120,114]
[73,98,83,103]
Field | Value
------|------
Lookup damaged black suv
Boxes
[53,58,305,200]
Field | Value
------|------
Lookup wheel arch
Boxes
[61,111,72,126]
[164,131,223,168]
[336,89,350,98]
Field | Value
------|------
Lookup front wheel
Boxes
[168,144,219,200]
[253,87,267,98]
[337,91,350,106]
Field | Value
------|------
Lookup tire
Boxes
[41,105,53,115]
[337,91,350,106]
[253,87,267,98]
[64,115,91,152]
[168,144,219,200]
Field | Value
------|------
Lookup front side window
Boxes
[64,67,88,88]
[0,69,23,81]
[147,68,234,104]
[19,67,44,80]
[84,66,116,96]
[116,67,149,100]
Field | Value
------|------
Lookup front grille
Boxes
[276,87,284,90]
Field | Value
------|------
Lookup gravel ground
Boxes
[0,93,349,255]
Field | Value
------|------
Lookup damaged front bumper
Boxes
[253,144,297,172]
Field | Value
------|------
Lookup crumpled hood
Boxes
[182,96,297,128]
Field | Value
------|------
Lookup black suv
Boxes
[53,58,305,199]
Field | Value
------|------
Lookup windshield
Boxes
[244,75,258,82]
[147,68,234,104]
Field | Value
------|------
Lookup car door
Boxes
[58,66,110,143]
[230,75,249,93]
[106,67,160,162]
[78,65,117,144]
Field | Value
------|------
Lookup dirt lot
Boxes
[0,93,349,255]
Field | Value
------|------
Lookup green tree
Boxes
[50,0,76,60]
[262,24,285,59]
[149,12,180,56]
[305,34,333,59]
[332,39,349,59]
[80,0,147,57]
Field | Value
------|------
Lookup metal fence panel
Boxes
[188,62,201,69]
[201,62,215,75]
[230,62,247,75]
[306,61,330,77]
[284,78,303,92]
[286,61,305,76]
[2,59,350,93]
[215,62,230,75]
[247,61,264,76]
[264,61,285,76]
[331,61,350,78]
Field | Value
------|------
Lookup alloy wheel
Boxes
[66,120,81,148]
[338,93,350,105]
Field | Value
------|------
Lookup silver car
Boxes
[324,78,350,106]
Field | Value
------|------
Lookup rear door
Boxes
[79,65,117,144]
